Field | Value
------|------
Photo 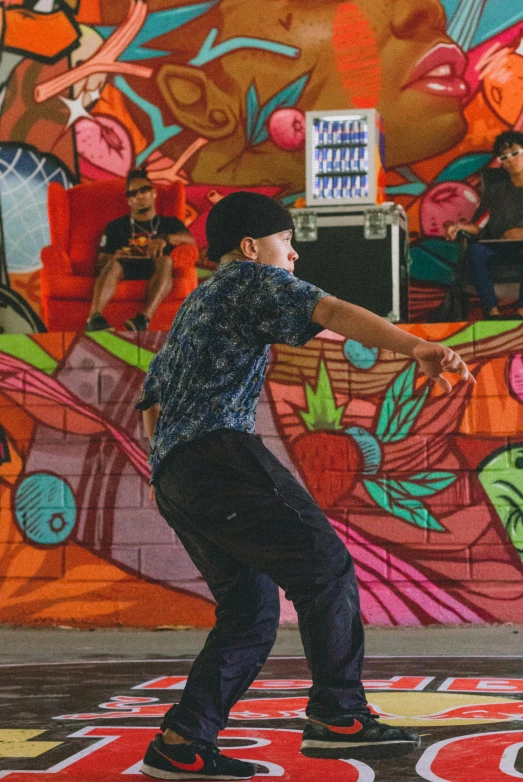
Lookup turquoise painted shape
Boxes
[15,473,77,546]
[343,339,378,369]
[345,427,382,474]
[95,0,220,61]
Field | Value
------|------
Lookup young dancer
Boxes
[138,191,474,780]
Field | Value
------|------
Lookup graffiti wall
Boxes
[0,0,522,323]
[0,321,522,627]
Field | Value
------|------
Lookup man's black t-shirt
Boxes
[472,168,523,239]
[99,214,187,256]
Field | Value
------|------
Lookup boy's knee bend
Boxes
[216,601,280,636]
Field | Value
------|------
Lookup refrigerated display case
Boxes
[305,108,385,207]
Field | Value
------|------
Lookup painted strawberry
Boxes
[294,359,457,530]
[293,430,363,509]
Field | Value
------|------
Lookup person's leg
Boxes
[154,466,280,745]
[142,255,173,321]
[507,246,523,312]
[88,257,124,319]
[466,242,499,316]
[165,431,368,719]
[151,431,418,762]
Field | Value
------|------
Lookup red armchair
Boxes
[41,179,198,331]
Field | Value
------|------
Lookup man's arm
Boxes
[502,228,523,240]
[143,403,160,442]
[312,296,473,393]
[166,229,196,247]
[149,230,196,261]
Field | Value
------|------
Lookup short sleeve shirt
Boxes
[472,168,523,239]
[137,260,329,482]
[99,215,187,255]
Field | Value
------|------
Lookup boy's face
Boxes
[253,230,298,274]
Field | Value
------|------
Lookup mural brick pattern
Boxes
[0,323,522,627]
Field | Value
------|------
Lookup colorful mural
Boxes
[0,322,522,627]
[0,0,522,322]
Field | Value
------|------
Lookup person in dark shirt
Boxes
[86,169,196,332]
[445,130,523,319]
[137,192,474,781]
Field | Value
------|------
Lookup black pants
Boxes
[155,429,368,744]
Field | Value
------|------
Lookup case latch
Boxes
[364,209,387,240]
[293,211,318,242]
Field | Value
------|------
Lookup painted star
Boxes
[59,93,91,130]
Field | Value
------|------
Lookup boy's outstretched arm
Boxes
[312,297,474,393]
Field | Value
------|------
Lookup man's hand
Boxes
[411,341,475,393]
[445,222,480,241]
[149,238,167,260]
[502,228,523,241]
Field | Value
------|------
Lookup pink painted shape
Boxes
[420,182,480,238]
[508,353,523,402]
[330,518,485,626]
[268,108,306,151]
[0,352,149,479]
[75,116,133,178]
[280,517,485,626]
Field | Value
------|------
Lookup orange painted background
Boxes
[0,1,521,323]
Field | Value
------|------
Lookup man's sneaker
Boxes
[85,313,109,331]
[300,714,421,760]
[125,313,150,331]
[141,733,256,780]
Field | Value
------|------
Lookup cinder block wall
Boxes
[0,323,522,627]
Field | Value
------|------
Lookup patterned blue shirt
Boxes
[137,260,328,482]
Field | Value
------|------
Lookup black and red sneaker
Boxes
[300,714,421,760]
[141,733,256,780]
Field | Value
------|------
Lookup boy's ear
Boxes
[157,64,238,140]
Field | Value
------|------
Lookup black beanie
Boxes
[206,191,295,262]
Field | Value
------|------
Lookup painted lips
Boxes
[403,43,469,99]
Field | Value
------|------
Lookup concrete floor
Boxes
[0,624,521,664]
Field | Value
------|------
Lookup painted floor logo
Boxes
[1,662,523,781]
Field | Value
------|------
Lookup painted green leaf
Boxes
[435,153,491,183]
[401,471,457,495]
[245,74,309,145]
[364,478,446,531]
[246,83,259,143]
[300,360,345,431]
[376,364,428,443]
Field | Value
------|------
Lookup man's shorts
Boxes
[116,257,156,280]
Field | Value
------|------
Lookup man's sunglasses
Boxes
[497,149,523,162]
[126,184,153,197]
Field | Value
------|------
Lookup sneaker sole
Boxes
[140,762,255,780]
[300,737,421,760]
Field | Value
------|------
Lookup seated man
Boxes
[86,169,196,332]
[446,130,523,320]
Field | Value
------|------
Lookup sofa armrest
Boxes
[170,242,199,271]
[41,245,73,277]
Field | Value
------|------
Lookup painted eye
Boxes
[29,0,56,12]
[515,456,523,469]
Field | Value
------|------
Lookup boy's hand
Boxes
[411,341,475,393]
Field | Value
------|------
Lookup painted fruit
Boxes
[293,431,363,509]
[268,109,305,151]
[75,115,133,178]
[420,181,480,237]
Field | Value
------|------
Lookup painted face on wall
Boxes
[108,0,468,192]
